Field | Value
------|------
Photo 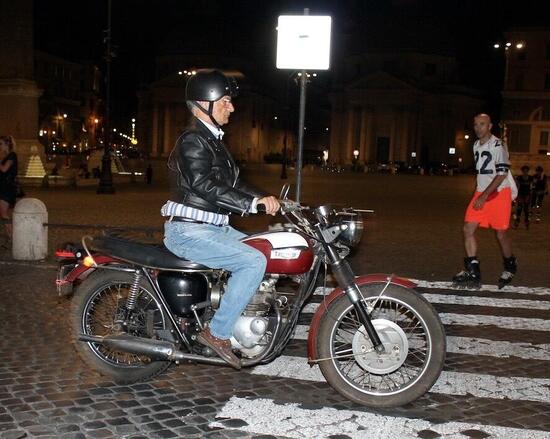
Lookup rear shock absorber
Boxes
[126,270,142,310]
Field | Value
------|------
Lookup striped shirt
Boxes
[161,201,229,226]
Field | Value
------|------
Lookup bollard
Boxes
[12,198,48,261]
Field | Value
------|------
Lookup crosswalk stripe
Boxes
[250,356,550,403]
[289,326,550,361]
[304,293,550,312]
[411,279,550,296]
[314,281,550,296]
[211,396,550,439]
[296,310,550,332]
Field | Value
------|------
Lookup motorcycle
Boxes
[56,186,446,408]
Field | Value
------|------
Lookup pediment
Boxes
[347,71,417,91]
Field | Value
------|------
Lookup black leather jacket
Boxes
[168,119,265,215]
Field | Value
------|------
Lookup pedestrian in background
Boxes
[452,114,517,289]
[531,166,547,223]
[0,135,18,244]
[513,165,533,229]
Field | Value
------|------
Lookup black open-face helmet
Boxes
[186,69,239,127]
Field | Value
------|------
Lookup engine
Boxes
[230,276,282,356]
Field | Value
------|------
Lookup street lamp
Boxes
[97,0,115,194]
[493,40,525,90]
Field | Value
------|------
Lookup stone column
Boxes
[151,104,159,157]
[359,108,368,162]
[0,0,42,174]
[401,111,410,162]
[389,110,398,161]
[162,104,171,156]
[365,111,374,163]
[345,109,355,164]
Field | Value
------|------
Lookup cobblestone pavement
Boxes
[0,261,549,438]
[1,169,549,438]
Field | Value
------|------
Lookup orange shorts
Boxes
[465,188,512,230]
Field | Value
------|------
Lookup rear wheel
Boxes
[317,284,446,407]
[71,270,172,383]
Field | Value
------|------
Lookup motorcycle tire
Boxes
[316,283,446,408]
[71,270,172,384]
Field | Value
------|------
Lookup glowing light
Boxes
[178,71,183,75]
[506,42,512,47]
[494,43,500,49]
[411,151,417,158]
[52,130,56,135]
[353,149,359,159]
[516,42,524,49]
[63,113,67,118]
[39,130,43,136]
[449,147,456,155]
[464,134,470,139]
[83,256,95,267]
[94,118,99,124]
[273,116,278,120]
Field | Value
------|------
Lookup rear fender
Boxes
[63,255,120,283]
[306,274,416,363]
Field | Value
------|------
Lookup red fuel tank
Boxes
[243,231,314,275]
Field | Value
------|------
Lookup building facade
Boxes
[501,28,550,170]
[137,67,299,163]
[34,51,103,153]
[329,50,485,168]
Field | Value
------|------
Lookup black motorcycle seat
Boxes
[91,235,210,270]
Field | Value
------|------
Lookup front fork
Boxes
[325,245,385,353]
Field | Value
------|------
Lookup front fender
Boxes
[306,274,416,363]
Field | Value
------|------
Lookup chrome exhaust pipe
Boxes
[78,334,226,365]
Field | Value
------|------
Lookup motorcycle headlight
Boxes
[338,213,363,247]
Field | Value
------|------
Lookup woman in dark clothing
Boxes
[0,135,18,240]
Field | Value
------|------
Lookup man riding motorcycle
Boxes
[162,69,280,369]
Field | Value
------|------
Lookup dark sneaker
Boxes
[196,327,241,370]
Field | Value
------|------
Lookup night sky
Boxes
[34,0,548,127]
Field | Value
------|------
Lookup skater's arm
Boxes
[473,175,507,210]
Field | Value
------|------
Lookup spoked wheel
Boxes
[317,284,446,407]
[71,270,171,383]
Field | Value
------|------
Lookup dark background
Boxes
[34,0,549,127]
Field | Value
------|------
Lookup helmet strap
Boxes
[191,101,221,128]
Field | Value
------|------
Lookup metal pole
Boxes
[295,70,307,202]
[294,7,309,203]
[97,0,115,194]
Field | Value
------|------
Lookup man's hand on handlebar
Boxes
[257,196,280,216]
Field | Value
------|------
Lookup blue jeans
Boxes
[164,221,267,340]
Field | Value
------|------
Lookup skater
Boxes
[452,114,517,289]
[531,166,547,223]
[513,165,533,229]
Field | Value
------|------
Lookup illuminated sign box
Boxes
[276,15,332,70]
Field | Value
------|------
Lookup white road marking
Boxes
[444,337,550,360]
[211,396,550,439]
[291,326,550,361]
[304,293,550,312]
[411,280,550,296]
[295,310,550,334]
[250,356,550,403]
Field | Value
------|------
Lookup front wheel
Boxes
[317,284,446,407]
